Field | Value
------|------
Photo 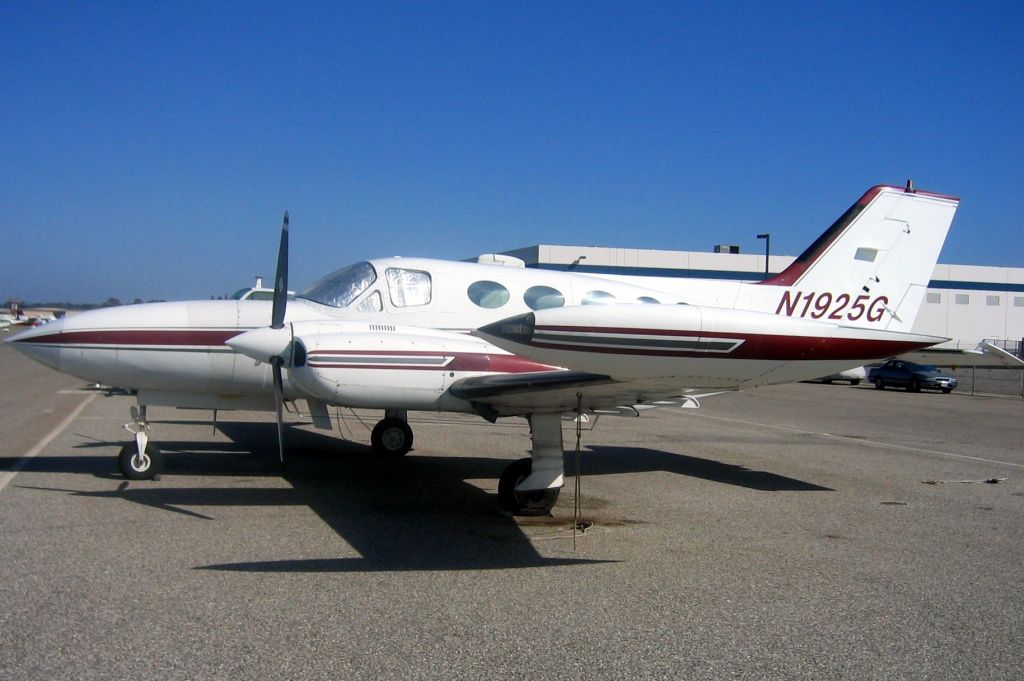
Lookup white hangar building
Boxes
[500,244,1024,355]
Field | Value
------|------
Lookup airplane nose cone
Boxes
[5,316,65,340]
[226,326,292,364]
[5,317,67,370]
[474,313,536,346]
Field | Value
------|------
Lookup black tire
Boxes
[118,443,164,480]
[941,387,953,394]
[909,378,921,393]
[497,457,560,516]
[850,379,861,386]
[874,378,885,390]
[371,417,413,457]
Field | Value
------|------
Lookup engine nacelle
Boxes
[287,326,549,410]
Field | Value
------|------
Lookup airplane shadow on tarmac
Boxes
[580,445,833,492]
[6,419,829,573]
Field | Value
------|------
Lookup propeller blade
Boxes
[271,211,289,330]
[268,212,290,465]
[272,356,285,464]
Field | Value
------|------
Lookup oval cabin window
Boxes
[524,286,565,310]
[467,280,510,309]
[582,290,616,305]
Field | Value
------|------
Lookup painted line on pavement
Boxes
[0,393,97,492]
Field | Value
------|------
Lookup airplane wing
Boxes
[898,341,1024,368]
[448,370,730,418]
[448,370,615,399]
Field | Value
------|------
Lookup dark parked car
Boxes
[868,360,958,393]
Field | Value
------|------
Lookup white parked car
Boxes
[812,366,867,385]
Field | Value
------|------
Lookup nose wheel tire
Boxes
[497,457,560,516]
[371,417,413,457]
[118,443,164,480]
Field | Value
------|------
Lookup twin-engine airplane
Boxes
[9,184,959,515]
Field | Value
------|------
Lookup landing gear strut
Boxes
[497,413,564,516]
[119,404,164,480]
[371,409,413,456]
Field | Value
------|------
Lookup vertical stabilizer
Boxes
[749,184,959,333]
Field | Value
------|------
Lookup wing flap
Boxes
[448,370,616,400]
[449,370,733,417]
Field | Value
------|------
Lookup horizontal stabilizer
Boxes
[898,342,1024,368]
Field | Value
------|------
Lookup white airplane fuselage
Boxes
[13,183,963,415]
[12,183,964,415]
[10,252,942,415]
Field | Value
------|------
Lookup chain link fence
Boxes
[951,366,1024,398]
[943,339,1024,398]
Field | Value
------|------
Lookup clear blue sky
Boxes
[2,1,1022,303]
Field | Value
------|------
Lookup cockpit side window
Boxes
[297,261,378,308]
[355,290,383,312]
[386,268,432,307]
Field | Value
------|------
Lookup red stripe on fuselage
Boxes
[12,329,242,346]
[536,324,700,337]
[529,333,932,361]
[307,350,556,373]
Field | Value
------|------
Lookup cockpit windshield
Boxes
[297,261,378,308]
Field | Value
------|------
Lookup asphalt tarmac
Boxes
[1,342,1022,680]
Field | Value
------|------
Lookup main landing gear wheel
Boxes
[371,417,413,457]
[498,457,560,516]
[118,443,164,480]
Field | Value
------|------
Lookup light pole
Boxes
[756,233,770,279]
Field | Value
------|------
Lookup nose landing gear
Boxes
[118,405,164,480]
